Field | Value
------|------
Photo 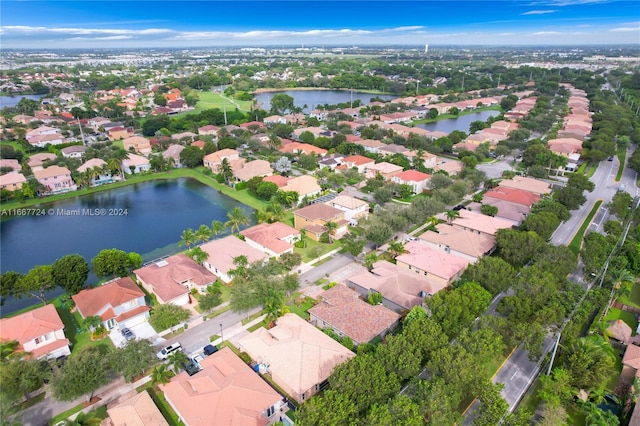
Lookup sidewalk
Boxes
[297,247,342,274]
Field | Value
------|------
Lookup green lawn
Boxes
[605,347,624,392]
[148,388,182,426]
[569,200,603,255]
[294,238,341,263]
[49,403,84,425]
[618,282,640,310]
[173,91,253,117]
[287,296,316,320]
[616,145,627,182]
[604,307,638,331]
[53,298,114,353]
[0,140,28,154]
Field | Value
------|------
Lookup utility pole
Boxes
[223,103,228,125]
[546,333,561,375]
[416,80,419,96]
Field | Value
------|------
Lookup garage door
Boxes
[122,314,148,328]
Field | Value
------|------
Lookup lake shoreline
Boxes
[252,87,394,95]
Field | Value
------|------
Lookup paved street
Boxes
[299,253,354,286]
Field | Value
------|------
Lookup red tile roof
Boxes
[0,304,65,349]
[72,277,145,318]
[393,170,431,182]
[484,187,540,207]
[343,155,374,166]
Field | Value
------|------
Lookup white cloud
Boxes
[522,10,556,15]
[67,35,134,41]
[530,0,610,5]
[609,26,640,32]
[531,31,563,35]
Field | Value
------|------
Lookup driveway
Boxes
[109,323,162,348]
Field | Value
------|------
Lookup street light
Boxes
[220,323,224,342]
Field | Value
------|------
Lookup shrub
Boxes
[149,304,191,332]
[235,181,248,191]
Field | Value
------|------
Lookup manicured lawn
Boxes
[569,200,603,255]
[53,297,113,353]
[287,295,316,320]
[173,91,253,117]
[148,387,182,426]
[294,238,341,263]
[604,307,638,331]
[616,145,627,182]
[0,140,27,153]
[618,282,640,310]
[49,403,83,425]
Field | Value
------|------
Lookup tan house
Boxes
[106,390,168,426]
[238,313,355,404]
[198,124,220,136]
[233,159,273,182]
[240,222,300,257]
[0,172,27,191]
[324,195,369,223]
[365,162,403,181]
[161,347,285,426]
[122,153,151,174]
[135,254,215,305]
[202,148,240,172]
[309,284,400,345]
[200,236,268,283]
[419,224,497,263]
[451,209,514,237]
[108,126,134,141]
[0,304,71,359]
[433,160,464,176]
[27,153,57,171]
[280,175,322,202]
[498,176,552,196]
[122,136,152,155]
[294,203,348,241]
[396,241,470,286]
[346,260,448,312]
[34,165,77,194]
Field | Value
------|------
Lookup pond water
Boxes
[415,109,501,134]
[0,94,43,109]
[0,178,254,314]
[254,89,396,113]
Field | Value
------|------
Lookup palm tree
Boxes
[229,255,249,280]
[107,158,123,181]
[364,253,378,271]
[225,207,250,234]
[425,216,439,232]
[325,221,338,243]
[264,290,287,326]
[195,224,212,244]
[179,228,197,249]
[0,340,20,360]
[150,364,173,386]
[210,220,225,240]
[217,158,234,185]
[267,134,282,151]
[610,268,634,292]
[187,247,209,265]
[167,351,189,374]
[387,241,407,259]
[299,228,307,248]
[445,209,460,225]
[66,412,102,426]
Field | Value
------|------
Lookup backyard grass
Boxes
[604,307,638,331]
[616,145,627,182]
[605,347,624,392]
[53,297,114,353]
[294,238,341,263]
[568,200,603,255]
[0,140,27,153]
[148,387,182,426]
[287,296,316,320]
[618,282,640,310]
[49,403,84,425]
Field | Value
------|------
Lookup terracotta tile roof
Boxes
[343,155,374,166]
[134,254,214,303]
[281,175,321,197]
[498,176,552,195]
[326,195,368,210]
[107,390,168,426]
[396,241,470,282]
[0,304,65,348]
[122,153,149,167]
[262,175,288,188]
[367,162,403,174]
[309,285,399,344]
[72,277,145,318]
[346,260,445,310]
[608,319,632,344]
[295,203,343,221]
[452,209,514,236]
[623,344,640,371]
[0,159,21,171]
[279,142,327,156]
[200,236,268,277]
[100,307,117,322]
[419,224,496,258]
[77,158,107,173]
[233,160,273,182]
[238,314,355,398]
[0,172,27,186]
[33,165,72,179]
[240,222,299,255]
[203,148,239,165]
[393,170,431,182]
[484,187,540,207]
[161,347,282,426]
[116,305,151,323]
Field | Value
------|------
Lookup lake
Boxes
[0,178,254,314]
[254,89,396,113]
[415,110,501,134]
[0,94,43,109]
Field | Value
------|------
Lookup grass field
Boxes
[174,91,253,117]
[604,307,638,330]
[568,200,603,255]
[294,237,341,263]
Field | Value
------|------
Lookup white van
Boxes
[156,342,182,360]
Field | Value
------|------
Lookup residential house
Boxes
[135,254,216,305]
[27,132,65,148]
[396,241,470,286]
[262,175,289,188]
[264,115,287,125]
[451,209,514,237]
[469,200,531,226]
[200,236,268,283]
[122,153,151,174]
[325,195,369,224]
[12,114,37,125]
[365,162,403,181]
[294,203,348,241]
[309,284,400,345]
[161,347,285,426]
[123,136,152,155]
[279,142,327,156]
[355,139,385,154]
[240,222,300,258]
[342,155,375,173]
[378,144,409,156]
[162,144,185,167]
[238,313,355,404]
[621,344,640,386]
[433,160,464,176]
[0,304,71,359]
[198,124,219,137]
[34,166,77,194]
[233,159,273,182]
[0,159,21,172]
[72,277,150,330]
[280,175,322,202]
[108,126,134,141]
[391,170,431,194]
[484,187,540,207]
[346,260,444,312]
[318,153,345,170]
[405,150,439,169]
[418,224,497,263]
[0,172,27,191]
[60,145,86,159]
[202,149,240,172]
[292,127,327,140]
[27,153,57,171]
[498,176,552,196]
[172,132,197,142]
[77,158,114,186]
[106,391,168,426]
[608,319,632,345]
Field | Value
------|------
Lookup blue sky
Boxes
[1,1,639,48]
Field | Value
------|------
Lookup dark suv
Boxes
[203,344,218,356]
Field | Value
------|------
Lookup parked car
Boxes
[182,360,201,376]
[191,353,204,367]
[156,342,182,360]
[120,327,135,341]
[203,344,218,356]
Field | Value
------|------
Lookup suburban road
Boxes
[464,151,639,423]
